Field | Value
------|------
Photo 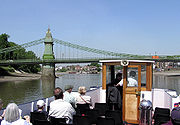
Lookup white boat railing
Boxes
[0,96,54,117]
[0,87,101,117]
[142,88,180,111]
[1,87,179,117]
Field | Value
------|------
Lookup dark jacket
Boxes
[34,110,48,119]
[107,85,121,110]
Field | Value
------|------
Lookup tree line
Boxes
[0,33,40,73]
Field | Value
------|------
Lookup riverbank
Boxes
[0,72,41,83]
[1,70,180,83]
[154,70,180,76]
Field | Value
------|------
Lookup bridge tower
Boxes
[42,28,55,78]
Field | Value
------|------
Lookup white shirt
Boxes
[127,77,138,87]
[76,95,91,104]
[63,91,76,107]
[117,77,138,87]
[49,99,76,124]
[1,119,29,125]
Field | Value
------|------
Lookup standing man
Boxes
[127,71,138,87]
[117,71,138,87]
[63,85,76,108]
[112,72,123,86]
[49,87,76,124]
[107,73,122,110]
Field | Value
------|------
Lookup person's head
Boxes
[78,86,86,95]
[64,85,74,93]
[0,99,3,110]
[116,72,122,80]
[36,100,45,109]
[171,107,180,121]
[129,71,136,77]
[4,103,20,123]
[54,87,63,100]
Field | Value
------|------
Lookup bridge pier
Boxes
[42,63,55,78]
[42,28,55,78]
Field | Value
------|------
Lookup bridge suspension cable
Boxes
[0,36,180,64]
[53,38,139,58]
[0,38,44,54]
[3,37,179,60]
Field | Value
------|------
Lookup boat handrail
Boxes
[0,87,101,117]
[0,96,54,117]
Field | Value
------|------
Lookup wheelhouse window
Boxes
[141,64,146,87]
[127,67,138,87]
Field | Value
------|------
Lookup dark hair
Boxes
[109,73,122,86]
[129,71,136,77]
[116,72,122,79]
[53,87,63,99]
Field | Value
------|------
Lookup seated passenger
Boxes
[0,99,4,124]
[1,103,29,125]
[34,100,48,118]
[161,106,180,125]
[76,86,92,105]
[171,106,180,121]
[162,107,180,125]
[49,87,76,124]
[63,85,76,108]
[117,71,138,87]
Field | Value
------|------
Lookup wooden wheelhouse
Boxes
[100,60,154,124]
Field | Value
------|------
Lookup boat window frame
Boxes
[101,61,153,91]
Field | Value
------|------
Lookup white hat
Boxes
[37,100,45,107]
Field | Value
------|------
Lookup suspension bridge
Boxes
[0,28,179,77]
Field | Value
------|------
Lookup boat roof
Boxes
[99,59,155,63]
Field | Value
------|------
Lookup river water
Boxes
[0,73,180,107]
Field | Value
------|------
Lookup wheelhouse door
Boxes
[123,65,141,124]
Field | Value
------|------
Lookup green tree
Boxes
[0,33,41,73]
[59,67,67,72]
[8,42,18,60]
[90,62,101,67]
[0,34,10,60]
[25,51,36,59]
[90,62,101,72]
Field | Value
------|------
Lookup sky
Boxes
[0,0,180,56]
